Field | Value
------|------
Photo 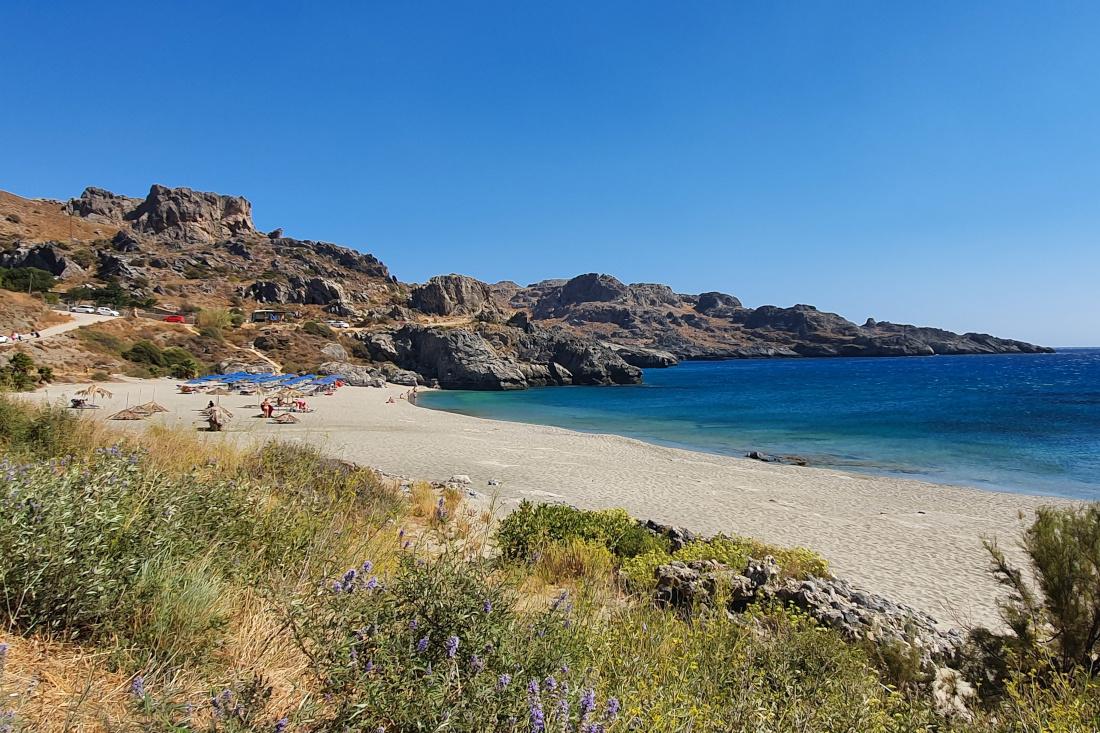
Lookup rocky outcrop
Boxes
[317,361,384,387]
[603,342,679,368]
[63,187,143,223]
[0,242,85,280]
[96,251,138,280]
[125,184,255,242]
[654,558,964,672]
[240,276,348,305]
[391,325,527,390]
[410,274,501,318]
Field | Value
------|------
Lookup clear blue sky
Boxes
[3,2,1098,346]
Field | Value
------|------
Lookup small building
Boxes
[250,309,298,323]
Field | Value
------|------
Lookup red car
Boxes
[163,315,186,323]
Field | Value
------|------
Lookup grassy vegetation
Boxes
[0,266,56,293]
[0,352,53,392]
[0,397,1098,732]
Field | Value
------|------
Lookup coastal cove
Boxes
[420,349,1100,501]
[28,377,1077,628]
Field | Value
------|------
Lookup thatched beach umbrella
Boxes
[206,387,231,396]
[108,408,145,421]
[135,401,169,414]
[76,384,113,405]
[205,404,233,432]
[272,413,300,424]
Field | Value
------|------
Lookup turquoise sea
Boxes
[420,349,1100,501]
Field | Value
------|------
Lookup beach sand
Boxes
[31,378,1070,628]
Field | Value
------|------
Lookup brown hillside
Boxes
[0,190,120,243]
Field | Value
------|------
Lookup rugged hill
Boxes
[0,184,1052,389]
[492,273,1051,359]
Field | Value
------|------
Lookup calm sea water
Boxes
[420,350,1100,501]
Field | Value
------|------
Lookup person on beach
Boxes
[261,398,274,418]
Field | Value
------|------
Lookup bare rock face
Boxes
[391,325,528,390]
[63,187,143,223]
[126,184,255,242]
[652,556,964,673]
[240,276,348,305]
[603,342,679,368]
[0,242,85,280]
[410,274,501,318]
[318,361,385,387]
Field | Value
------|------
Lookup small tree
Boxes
[984,504,1100,674]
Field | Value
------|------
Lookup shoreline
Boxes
[28,377,1075,628]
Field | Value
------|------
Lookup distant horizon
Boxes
[3,2,1099,346]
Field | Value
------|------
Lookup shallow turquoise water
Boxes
[420,350,1100,500]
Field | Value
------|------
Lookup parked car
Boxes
[96,307,121,316]
[326,320,352,329]
[70,305,96,314]
[163,314,186,323]
[0,335,8,344]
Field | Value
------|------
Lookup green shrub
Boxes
[302,320,335,338]
[620,536,828,593]
[534,538,616,584]
[0,396,79,456]
[123,341,201,378]
[0,351,51,392]
[496,501,669,562]
[982,504,1100,676]
[195,308,234,330]
[0,266,56,292]
[76,328,127,355]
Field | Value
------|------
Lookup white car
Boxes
[70,305,96,314]
[96,307,121,316]
[0,335,8,344]
[326,320,352,329]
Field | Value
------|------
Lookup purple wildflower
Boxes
[274,717,289,733]
[361,560,374,574]
[550,590,569,611]
[365,576,379,590]
[416,636,429,653]
[579,688,596,720]
[364,660,375,674]
[331,580,343,593]
[445,635,459,659]
[409,619,419,630]
[130,675,145,699]
[498,673,512,690]
[482,599,493,614]
[403,540,412,550]
[543,675,557,692]
[470,654,484,674]
[527,678,540,697]
[528,701,545,733]
[606,697,620,720]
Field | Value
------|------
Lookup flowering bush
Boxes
[285,548,621,731]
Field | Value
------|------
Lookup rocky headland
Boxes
[0,184,1053,389]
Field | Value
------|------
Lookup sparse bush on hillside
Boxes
[302,320,335,338]
[122,340,201,378]
[0,351,52,392]
[195,308,234,330]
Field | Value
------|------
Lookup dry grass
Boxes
[0,189,120,243]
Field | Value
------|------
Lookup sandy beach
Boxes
[30,378,1070,628]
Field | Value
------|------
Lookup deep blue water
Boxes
[420,350,1100,501]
